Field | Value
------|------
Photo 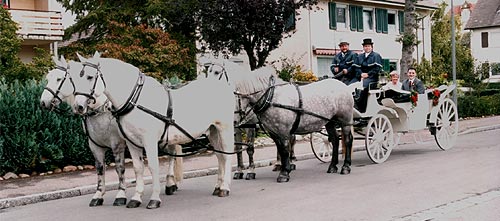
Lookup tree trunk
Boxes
[400,0,417,81]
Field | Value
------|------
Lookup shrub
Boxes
[458,94,500,118]
[0,79,92,175]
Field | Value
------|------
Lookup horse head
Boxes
[73,51,108,115]
[40,55,79,110]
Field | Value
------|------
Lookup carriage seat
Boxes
[377,88,411,104]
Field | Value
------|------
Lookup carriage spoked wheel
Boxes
[365,114,395,164]
[310,129,333,163]
[434,98,459,150]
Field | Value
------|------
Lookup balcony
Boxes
[8,8,64,43]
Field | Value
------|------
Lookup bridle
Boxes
[43,65,76,106]
[75,61,107,105]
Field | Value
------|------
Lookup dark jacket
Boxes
[401,78,426,94]
[330,50,356,85]
[353,51,383,88]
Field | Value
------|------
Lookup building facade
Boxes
[2,0,63,62]
[266,0,437,78]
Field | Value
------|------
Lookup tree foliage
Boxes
[0,7,53,83]
[415,2,475,87]
[196,0,318,70]
[56,0,198,80]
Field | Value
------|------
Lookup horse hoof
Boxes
[89,198,103,207]
[146,200,161,209]
[290,164,296,171]
[340,166,351,175]
[212,187,221,196]
[126,200,142,208]
[233,172,244,180]
[165,185,178,195]
[217,189,230,197]
[327,166,338,174]
[277,176,290,183]
[113,198,127,206]
[272,165,281,171]
[245,173,256,180]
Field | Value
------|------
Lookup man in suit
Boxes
[401,67,425,94]
[330,41,357,85]
[352,38,383,112]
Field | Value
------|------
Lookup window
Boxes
[1,0,9,8]
[350,5,363,32]
[375,8,388,34]
[317,57,334,78]
[336,6,347,29]
[491,63,500,76]
[388,12,396,33]
[363,9,373,31]
[285,12,296,31]
[328,2,337,30]
[481,32,489,48]
[398,11,404,33]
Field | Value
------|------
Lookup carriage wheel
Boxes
[365,114,395,164]
[434,98,459,150]
[310,130,333,163]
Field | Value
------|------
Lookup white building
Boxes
[464,0,500,82]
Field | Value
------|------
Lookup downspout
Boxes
[307,8,312,70]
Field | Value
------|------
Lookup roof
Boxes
[465,0,500,29]
[353,0,438,10]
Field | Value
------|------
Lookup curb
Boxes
[1,125,499,209]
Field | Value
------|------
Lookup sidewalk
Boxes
[1,115,500,209]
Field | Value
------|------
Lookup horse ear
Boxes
[93,51,101,59]
[52,55,60,66]
[76,52,86,62]
[60,56,68,68]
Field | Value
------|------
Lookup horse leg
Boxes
[340,124,353,175]
[165,144,182,195]
[111,142,127,206]
[289,135,297,171]
[209,124,234,197]
[88,141,106,207]
[245,128,256,180]
[325,122,340,173]
[126,145,145,208]
[142,136,162,209]
[272,151,282,172]
[270,133,292,183]
[233,128,245,180]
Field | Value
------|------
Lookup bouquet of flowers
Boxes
[410,90,418,111]
[431,89,441,106]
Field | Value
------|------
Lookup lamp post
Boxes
[451,0,457,104]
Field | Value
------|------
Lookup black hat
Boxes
[338,41,349,46]
[362,38,374,45]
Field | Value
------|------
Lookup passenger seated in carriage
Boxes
[381,71,402,91]
[352,38,383,112]
[401,67,425,94]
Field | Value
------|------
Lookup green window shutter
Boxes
[383,9,388,34]
[383,59,390,72]
[376,9,388,34]
[357,6,363,32]
[329,2,337,30]
[376,9,382,33]
[398,11,404,34]
[350,5,357,31]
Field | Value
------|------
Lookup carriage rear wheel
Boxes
[310,130,333,163]
[365,114,395,164]
[434,98,459,150]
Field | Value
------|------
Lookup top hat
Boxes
[362,38,374,45]
[338,41,349,46]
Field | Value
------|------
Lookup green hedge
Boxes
[458,94,500,118]
[0,79,92,175]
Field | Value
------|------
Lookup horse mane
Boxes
[219,60,285,94]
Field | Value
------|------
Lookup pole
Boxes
[451,0,457,104]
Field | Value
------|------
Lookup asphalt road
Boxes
[1,129,499,221]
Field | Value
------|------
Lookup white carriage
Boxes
[311,83,459,164]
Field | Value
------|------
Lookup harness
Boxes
[79,62,245,157]
[43,65,76,114]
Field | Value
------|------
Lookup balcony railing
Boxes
[8,8,64,41]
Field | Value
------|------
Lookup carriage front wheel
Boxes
[365,114,395,164]
[310,129,333,163]
[434,98,459,150]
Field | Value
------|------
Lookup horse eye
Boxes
[87,75,94,80]
[56,78,62,82]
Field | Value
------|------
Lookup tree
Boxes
[196,0,318,70]
[56,0,198,80]
[398,0,418,81]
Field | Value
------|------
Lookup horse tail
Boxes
[174,144,184,183]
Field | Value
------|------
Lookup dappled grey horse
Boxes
[207,59,354,182]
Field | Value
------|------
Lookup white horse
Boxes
[40,56,183,207]
[73,52,235,209]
